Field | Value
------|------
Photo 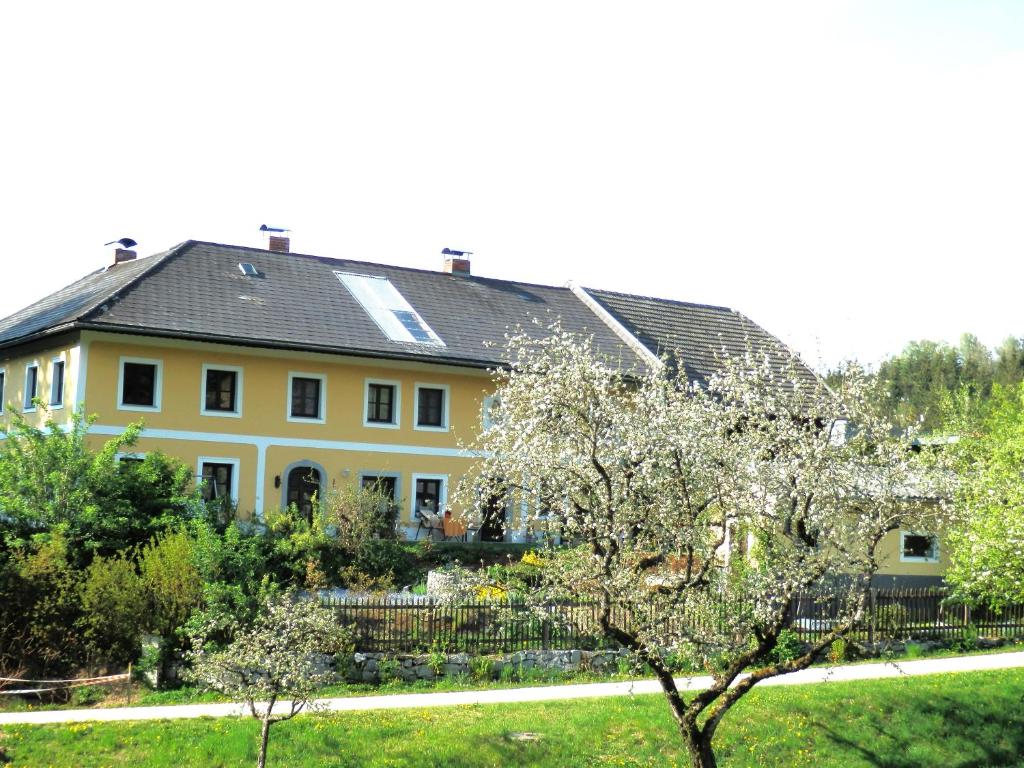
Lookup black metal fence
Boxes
[323,589,1024,654]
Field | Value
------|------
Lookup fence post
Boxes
[542,609,551,651]
[868,588,876,645]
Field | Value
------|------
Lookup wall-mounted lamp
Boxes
[274,475,281,488]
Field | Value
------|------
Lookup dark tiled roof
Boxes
[585,288,817,387]
[0,241,815,385]
[0,241,636,369]
[0,246,176,345]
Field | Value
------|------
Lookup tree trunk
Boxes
[257,717,272,768]
[681,724,717,768]
[648,661,719,768]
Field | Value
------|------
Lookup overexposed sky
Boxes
[1,1,1021,371]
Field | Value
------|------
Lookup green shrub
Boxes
[78,553,147,669]
[905,642,925,658]
[769,630,802,665]
[377,658,402,682]
[469,655,495,681]
[70,684,105,707]
[827,638,848,665]
[139,528,204,637]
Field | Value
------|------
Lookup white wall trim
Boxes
[117,356,163,412]
[0,366,7,415]
[363,377,401,429]
[196,455,241,504]
[200,363,244,419]
[410,472,448,522]
[567,282,663,370]
[86,423,484,458]
[49,354,67,410]
[413,382,450,432]
[899,530,940,563]
[286,371,327,424]
[23,360,41,412]
[70,341,89,413]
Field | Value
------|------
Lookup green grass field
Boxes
[4,669,1024,767]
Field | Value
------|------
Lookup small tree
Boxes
[945,383,1024,608]
[462,327,949,768]
[186,592,352,768]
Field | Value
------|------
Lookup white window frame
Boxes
[482,394,500,431]
[23,361,40,412]
[899,531,940,563]
[196,456,241,504]
[200,363,244,418]
[413,383,450,432]
[287,371,327,424]
[358,471,403,526]
[49,355,67,410]
[0,367,7,415]
[410,473,448,522]
[117,356,163,412]
[364,377,401,429]
[114,451,147,465]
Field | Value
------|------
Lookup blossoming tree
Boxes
[187,593,352,768]
[463,327,949,768]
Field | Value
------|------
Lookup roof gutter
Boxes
[74,322,500,371]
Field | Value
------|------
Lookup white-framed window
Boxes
[287,372,327,424]
[115,451,147,467]
[364,378,401,429]
[413,383,450,431]
[482,394,501,431]
[201,363,243,418]
[410,473,448,522]
[49,356,66,409]
[899,531,940,563]
[0,367,6,415]
[197,456,241,505]
[117,356,163,412]
[23,362,40,411]
[359,471,403,525]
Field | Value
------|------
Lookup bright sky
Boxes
[1,1,1021,371]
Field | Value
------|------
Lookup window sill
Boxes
[899,556,940,563]
[414,424,449,432]
[364,420,401,430]
[200,409,243,419]
[118,404,161,413]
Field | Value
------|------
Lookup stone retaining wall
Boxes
[345,648,633,683]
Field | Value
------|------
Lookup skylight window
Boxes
[238,262,259,276]
[334,271,445,346]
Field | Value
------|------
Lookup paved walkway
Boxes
[3,651,1023,726]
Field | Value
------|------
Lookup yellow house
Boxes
[0,237,946,582]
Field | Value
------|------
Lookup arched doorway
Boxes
[286,465,323,521]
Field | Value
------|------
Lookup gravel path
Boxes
[3,650,1023,726]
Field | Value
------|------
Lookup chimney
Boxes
[259,224,290,253]
[104,237,138,266]
[442,247,472,276]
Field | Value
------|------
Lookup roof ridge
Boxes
[585,286,736,314]
[188,240,576,294]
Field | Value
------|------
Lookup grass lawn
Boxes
[4,668,1024,767]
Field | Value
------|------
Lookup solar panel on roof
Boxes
[334,271,445,346]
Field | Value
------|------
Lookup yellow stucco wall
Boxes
[76,332,491,526]
[0,335,82,429]
[875,527,949,578]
